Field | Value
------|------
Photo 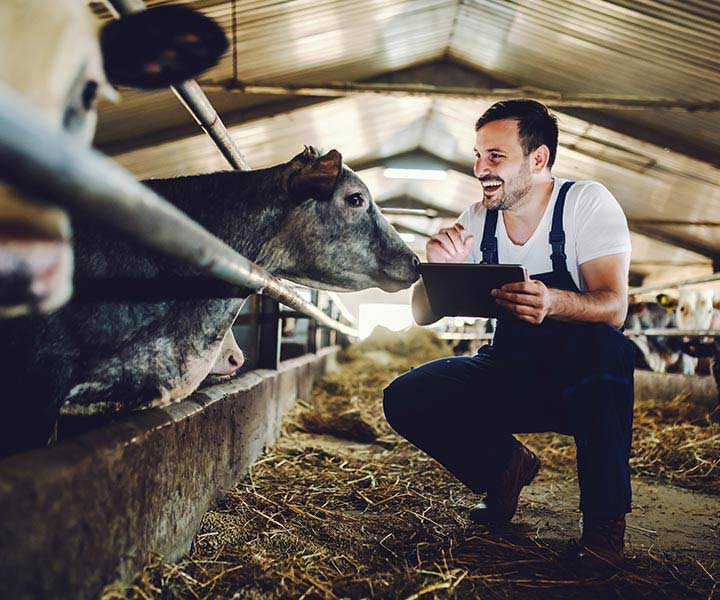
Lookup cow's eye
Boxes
[82,80,98,111]
[346,193,364,208]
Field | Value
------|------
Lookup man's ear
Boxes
[532,145,550,172]
[101,5,227,89]
[289,149,343,202]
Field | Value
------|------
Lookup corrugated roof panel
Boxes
[115,96,432,177]
[95,0,453,146]
[449,0,720,160]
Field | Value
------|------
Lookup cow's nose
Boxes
[411,255,420,270]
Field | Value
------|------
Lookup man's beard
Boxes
[482,159,533,211]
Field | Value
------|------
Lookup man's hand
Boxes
[426,223,474,263]
[492,278,554,325]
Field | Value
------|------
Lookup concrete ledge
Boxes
[0,348,338,600]
[635,369,718,409]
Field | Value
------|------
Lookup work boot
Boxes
[568,514,626,568]
[468,441,540,524]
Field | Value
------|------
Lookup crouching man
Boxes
[383,100,635,567]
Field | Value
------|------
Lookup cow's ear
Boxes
[101,5,227,89]
[289,150,343,202]
[657,293,671,307]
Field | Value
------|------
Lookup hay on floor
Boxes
[104,327,719,599]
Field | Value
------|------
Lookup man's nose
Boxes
[474,157,490,178]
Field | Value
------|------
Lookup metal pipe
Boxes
[630,272,720,295]
[624,329,720,337]
[380,207,439,217]
[437,332,494,341]
[0,83,356,338]
[203,80,720,113]
[105,0,250,171]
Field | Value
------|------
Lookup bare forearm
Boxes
[548,288,627,328]
[411,280,439,326]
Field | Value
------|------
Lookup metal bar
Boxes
[257,296,281,369]
[0,82,357,338]
[326,291,356,325]
[629,219,720,227]
[203,80,720,113]
[436,332,494,341]
[380,207,439,217]
[624,329,720,337]
[106,0,250,171]
[438,330,720,341]
[630,272,720,295]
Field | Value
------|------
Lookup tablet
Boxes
[418,263,527,318]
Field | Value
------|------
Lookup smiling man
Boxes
[383,100,635,568]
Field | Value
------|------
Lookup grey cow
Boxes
[0,147,418,454]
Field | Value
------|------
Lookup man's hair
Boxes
[475,100,559,169]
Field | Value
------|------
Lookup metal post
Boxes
[307,290,319,354]
[257,296,281,370]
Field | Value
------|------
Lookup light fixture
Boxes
[383,168,448,181]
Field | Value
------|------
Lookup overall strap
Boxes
[549,181,575,273]
[480,209,499,264]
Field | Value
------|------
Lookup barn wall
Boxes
[0,348,338,600]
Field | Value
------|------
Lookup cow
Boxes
[625,289,719,375]
[624,293,683,373]
[0,147,420,454]
[0,1,226,318]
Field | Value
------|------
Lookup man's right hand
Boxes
[426,223,474,263]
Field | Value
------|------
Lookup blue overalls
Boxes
[384,181,635,518]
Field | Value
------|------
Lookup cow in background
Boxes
[624,293,682,373]
[0,1,226,318]
[626,289,719,375]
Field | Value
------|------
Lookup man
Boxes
[383,100,635,567]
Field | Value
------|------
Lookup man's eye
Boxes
[346,193,364,208]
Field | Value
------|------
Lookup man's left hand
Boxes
[492,279,554,325]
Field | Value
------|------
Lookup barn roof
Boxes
[90,0,720,287]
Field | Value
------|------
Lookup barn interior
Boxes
[1,1,719,598]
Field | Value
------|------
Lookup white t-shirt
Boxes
[456,178,631,291]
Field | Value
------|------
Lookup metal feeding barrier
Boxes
[0,82,357,347]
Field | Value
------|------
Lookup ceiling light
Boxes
[383,168,448,181]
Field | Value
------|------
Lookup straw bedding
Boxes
[103,327,719,599]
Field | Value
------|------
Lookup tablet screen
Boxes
[418,263,527,318]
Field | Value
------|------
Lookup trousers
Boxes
[383,344,635,517]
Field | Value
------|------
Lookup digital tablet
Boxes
[418,263,527,318]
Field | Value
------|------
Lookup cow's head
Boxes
[265,147,420,292]
[677,289,715,330]
[0,1,227,318]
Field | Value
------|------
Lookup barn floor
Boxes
[104,329,720,599]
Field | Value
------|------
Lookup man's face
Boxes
[473,119,533,211]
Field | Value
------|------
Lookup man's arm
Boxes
[491,252,630,328]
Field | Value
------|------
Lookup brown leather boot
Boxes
[468,441,540,524]
[569,514,626,568]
